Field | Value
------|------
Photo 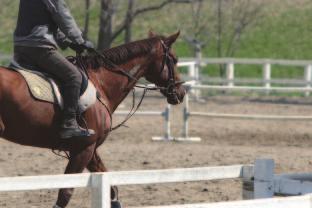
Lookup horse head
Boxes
[144,31,186,105]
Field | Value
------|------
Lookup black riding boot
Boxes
[59,113,95,139]
[59,79,95,139]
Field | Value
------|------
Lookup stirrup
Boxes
[111,200,122,208]
[59,127,95,139]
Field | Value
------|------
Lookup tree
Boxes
[184,0,208,56]
[215,0,264,76]
[98,0,115,50]
[97,0,192,50]
[183,0,265,77]
[83,0,91,39]
[216,0,264,58]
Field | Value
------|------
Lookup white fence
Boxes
[179,57,312,96]
[1,159,312,208]
[0,164,253,208]
[136,196,312,208]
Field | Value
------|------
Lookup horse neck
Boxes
[89,56,149,113]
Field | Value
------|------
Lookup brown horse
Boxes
[0,32,185,207]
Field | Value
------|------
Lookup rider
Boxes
[13,0,95,139]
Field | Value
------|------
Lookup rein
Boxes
[73,39,181,131]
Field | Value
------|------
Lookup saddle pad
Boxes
[18,69,55,103]
[15,68,97,113]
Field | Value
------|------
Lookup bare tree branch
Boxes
[225,0,264,57]
[133,0,192,17]
[111,0,194,43]
[98,0,203,49]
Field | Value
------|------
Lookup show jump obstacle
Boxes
[0,159,312,208]
[114,58,312,142]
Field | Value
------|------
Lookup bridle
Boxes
[135,40,183,101]
[158,40,182,104]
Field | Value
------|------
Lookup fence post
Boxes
[164,104,171,140]
[226,62,234,87]
[304,65,312,97]
[92,174,111,208]
[188,63,196,78]
[254,159,275,199]
[195,43,202,84]
[188,63,199,98]
[263,63,271,94]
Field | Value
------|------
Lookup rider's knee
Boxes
[68,70,82,87]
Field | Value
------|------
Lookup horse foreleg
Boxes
[0,115,5,136]
[86,151,108,172]
[87,151,120,204]
[54,144,95,208]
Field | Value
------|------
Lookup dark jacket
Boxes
[14,0,84,49]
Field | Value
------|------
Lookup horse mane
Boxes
[81,36,163,70]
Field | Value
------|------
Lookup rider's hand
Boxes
[82,40,95,51]
[69,40,95,54]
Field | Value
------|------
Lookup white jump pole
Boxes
[182,93,189,138]
[176,93,201,142]
[152,105,173,141]
[165,105,171,139]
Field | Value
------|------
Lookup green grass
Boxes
[2,0,312,79]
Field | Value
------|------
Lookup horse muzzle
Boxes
[163,84,186,105]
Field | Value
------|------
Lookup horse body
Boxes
[0,32,185,207]
[0,68,58,147]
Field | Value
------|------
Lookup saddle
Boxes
[9,59,97,113]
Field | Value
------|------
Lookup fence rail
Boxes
[0,164,253,208]
[132,195,312,208]
[180,57,312,66]
[179,57,312,96]
[2,159,312,208]
[189,84,312,92]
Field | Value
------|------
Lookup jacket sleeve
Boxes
[54,29,72,50]
[42,0,85,45]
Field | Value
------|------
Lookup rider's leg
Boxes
[14,46,95,138]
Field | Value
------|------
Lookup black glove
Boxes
[82,40,95,50]
[69,40,95,54]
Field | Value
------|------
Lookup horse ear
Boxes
[165,31,180,47]
[148,30,157,38]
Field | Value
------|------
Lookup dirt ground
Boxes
[1,92,312,208]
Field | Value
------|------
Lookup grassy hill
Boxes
[1,0,312,78]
